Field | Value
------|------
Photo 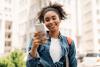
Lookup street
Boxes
[78,62,100,67]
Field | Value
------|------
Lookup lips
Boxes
[49,23,56,27]
[49,26,56,31]
[47,24,53,28]
[46,22,58,30]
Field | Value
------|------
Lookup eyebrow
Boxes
[44,17,49,20]
[45,15,56,19]
[52,15,56,18]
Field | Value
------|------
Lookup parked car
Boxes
[82,53,100,67]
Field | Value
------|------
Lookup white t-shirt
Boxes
[49,38,62,63]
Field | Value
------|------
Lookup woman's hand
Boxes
[32,32,41,49]
[33,32,47,48]
[31,32,47,57]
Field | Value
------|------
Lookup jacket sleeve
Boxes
[26,39,50,67]
[26,52,51,67]
[26,38,42,67]
[68,40,77,67]
[26,53,41,67]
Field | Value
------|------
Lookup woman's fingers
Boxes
[32,39,41,48]
[34,32,46,37]
[33,31,47,47]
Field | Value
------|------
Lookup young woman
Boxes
[26,3,77,67]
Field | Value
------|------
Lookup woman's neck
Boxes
[49,31,59,38]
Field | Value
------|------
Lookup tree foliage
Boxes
[0,57,15,67]
[0,50,26,67]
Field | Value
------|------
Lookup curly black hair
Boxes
[37,3,67,23]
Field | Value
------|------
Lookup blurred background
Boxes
[0,0,100,67]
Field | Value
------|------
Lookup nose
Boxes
[47,19,54,26]
[49,19,54,24]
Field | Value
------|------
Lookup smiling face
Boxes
[44,11,61,32]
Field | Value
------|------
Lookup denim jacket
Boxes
[26,32,77,67]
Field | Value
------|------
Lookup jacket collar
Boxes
[46,31,62,39]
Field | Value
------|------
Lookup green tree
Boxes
[8,50,26,67]
[0,57,15,67]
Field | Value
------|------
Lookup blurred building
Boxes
[0,0,30,56]
[0,0,13,56]
[12,0,30,52]
[80,0,100,53]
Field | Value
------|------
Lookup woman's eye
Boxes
[52,16,56,20]
[45,19,49,22]
[53,17,56,20]
[44,18,49,22]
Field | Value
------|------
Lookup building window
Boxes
[5,33,11,39]
[8,33,11,38]
[8,25,11,29]
[5,20,12,30]
[5,41,11,46]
